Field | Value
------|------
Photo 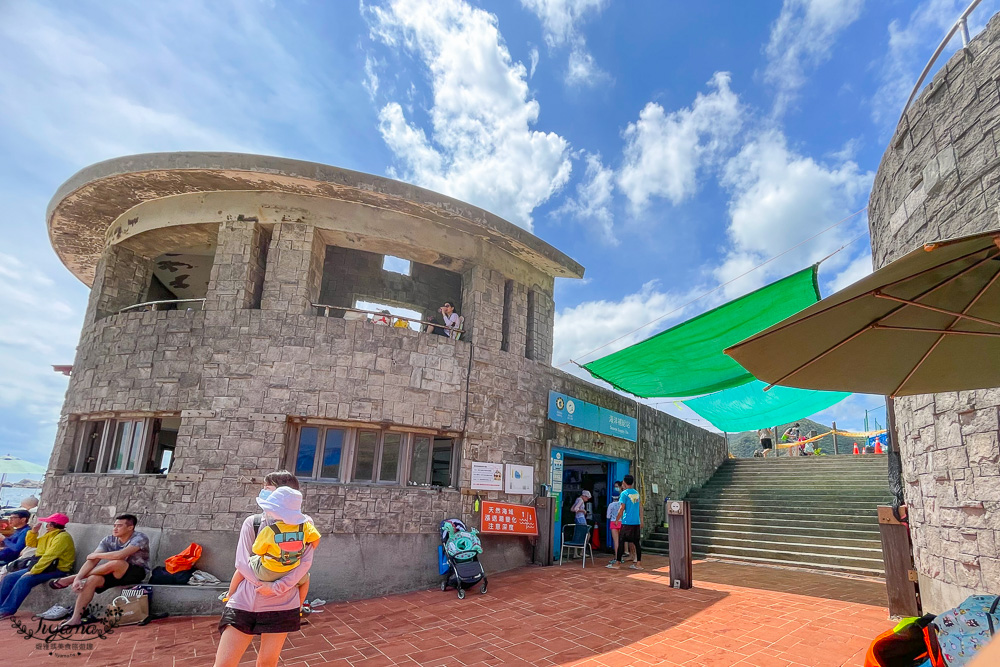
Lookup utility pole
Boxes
[832,421,839,455]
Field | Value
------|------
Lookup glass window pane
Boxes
[126,420,144,471]
[354,431,377,482]
[380,433,402,482]
[296,427,319,478]
[111,421,131,471]
[431,437,454,487]
[409,436,431,485]
[320,429,345,479]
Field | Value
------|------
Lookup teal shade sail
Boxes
[582,266,821,398]
[682,380,850,432]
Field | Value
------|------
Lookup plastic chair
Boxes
[559,524,593,568]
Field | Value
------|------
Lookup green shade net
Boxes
[682,380,850,432]
[582,266,821,398]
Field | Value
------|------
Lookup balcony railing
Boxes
[312,304,465,337]
[117,298,206,313]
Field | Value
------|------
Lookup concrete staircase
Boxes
[643,455,892,577]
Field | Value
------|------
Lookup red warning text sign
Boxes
[480,501,538,536]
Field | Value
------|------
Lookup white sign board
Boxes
[550,453,564,494]
[651,483,659,494]
[470,462,504,491]
[505,464,534,495]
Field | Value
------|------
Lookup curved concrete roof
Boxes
[48,152,585,286]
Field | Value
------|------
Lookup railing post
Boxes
[960,16,971,46]
[832,421,839,455]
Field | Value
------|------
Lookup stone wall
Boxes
[868,12,1000,613]
[319,246,463,319]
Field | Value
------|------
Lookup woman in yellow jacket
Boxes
[0,511,75,618]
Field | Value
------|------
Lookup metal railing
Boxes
[118,298,206,313]
[312,304,465,335]
[900,0,984,121]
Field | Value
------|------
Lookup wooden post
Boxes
[667,500,692,589]
[832,421,839,455]
[773,426,780,457]
[535,496,554,566]
[878,505,920,616]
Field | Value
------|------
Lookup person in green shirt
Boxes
[0,511,76,618]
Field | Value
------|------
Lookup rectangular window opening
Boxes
[382,255,412,276]
[290,424,455,488]
[501,279,513,352]
[354,299,422,330]
[526,290,538,360]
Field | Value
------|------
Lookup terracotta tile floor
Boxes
[0,557,892,666]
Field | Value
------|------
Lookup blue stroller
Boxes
[439,519,488,599]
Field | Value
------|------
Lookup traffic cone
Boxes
[874,440,883,454]
[853,442,859,455]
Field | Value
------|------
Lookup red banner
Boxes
[480,501,538,536]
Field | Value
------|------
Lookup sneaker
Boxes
[606,562,620,569]
[629,564,643,570]
[309,598,327,607]
[35,605,72,621]
[217,592,229,602]
[607,559,618,566]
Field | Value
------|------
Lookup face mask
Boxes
[258,489,272,501]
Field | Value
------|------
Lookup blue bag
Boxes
[437,545,449,575]
[932,594,1000,666]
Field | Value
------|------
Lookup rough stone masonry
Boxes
[41,153,728,601]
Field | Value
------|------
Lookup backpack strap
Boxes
[988,596,1000,636]
[252,513,263,536]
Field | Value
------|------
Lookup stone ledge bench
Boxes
[20,523,230,618]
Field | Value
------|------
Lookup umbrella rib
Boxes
[891,262,1000,396]
[872,293,1000,329]
[732,246,996,351]
[760,253,996,390]
[764,325,875,391]
[875,325,1000,337]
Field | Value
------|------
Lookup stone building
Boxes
[41,152,726,599]
[869,14,1000,612]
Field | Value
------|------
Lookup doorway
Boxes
[551,448,630,560]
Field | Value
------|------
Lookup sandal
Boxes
[48,579,71,590]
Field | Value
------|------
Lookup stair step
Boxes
[660,521,880,540]
[691,543,885,570]
[691,533,882,559]
[692,508,879,520]
[692,553,886,577]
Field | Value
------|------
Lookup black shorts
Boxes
[219,607,301,636]
[619,524,641,543]
[96,564,146,593]
[760,438,773,449]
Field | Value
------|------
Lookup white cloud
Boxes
[617,72,743,212]
[553,281,700,368]
[717,130,872,297]
[553,152,616,245]
[827,247,873,292]
[764,0,864,114]
[0,253,81,465]
[520,0,609,86]
[529,46,540,78]
[873,0,1000,125]
[368,0,573,229]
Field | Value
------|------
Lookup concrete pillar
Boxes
[204,220,271,311]
[502,280,529,357]
[84,244,154,326]
[526,287,554,365]
[460,265,505,351]
[260,223,325,315]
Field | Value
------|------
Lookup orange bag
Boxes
[164,543,202,574]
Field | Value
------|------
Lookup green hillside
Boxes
[727,418,868,457]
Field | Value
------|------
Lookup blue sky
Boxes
[0,0,994,466]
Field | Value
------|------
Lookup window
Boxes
[295,426,346,480]
[109,419,146,473]
[382,255,411,275]
[72,415,179,475]
[501,279,513,352]
[291,425,456,487]
[408,436,456,487]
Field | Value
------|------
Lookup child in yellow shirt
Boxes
[225,486,320,606]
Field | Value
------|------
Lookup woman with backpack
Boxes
[214,471,316,667]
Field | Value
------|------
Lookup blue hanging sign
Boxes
[547,391,637,442]
[600,407,638,442]
[548,391,599,431]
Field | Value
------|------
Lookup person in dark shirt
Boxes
[0,510,31,565]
